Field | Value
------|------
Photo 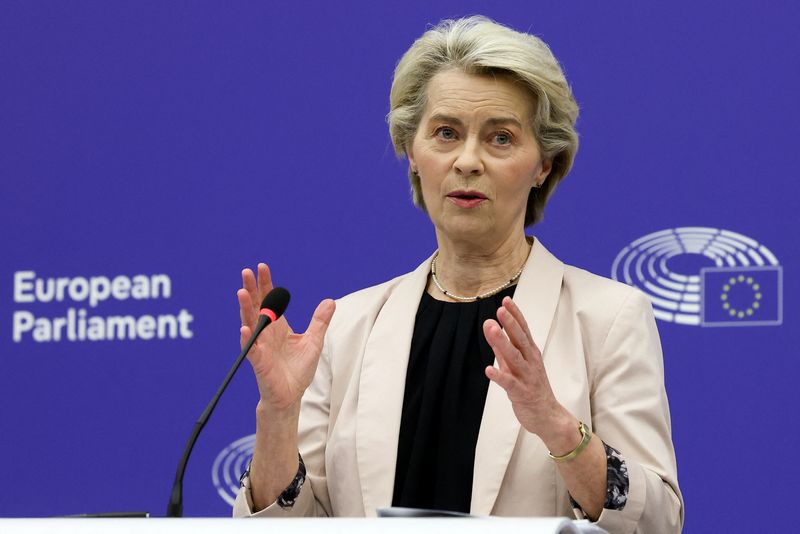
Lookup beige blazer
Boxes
[235,240,684,533]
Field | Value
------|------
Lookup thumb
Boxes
[304,299,336,344]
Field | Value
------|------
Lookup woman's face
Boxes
[408,69,551,247]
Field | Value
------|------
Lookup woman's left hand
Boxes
[483,296,575,446]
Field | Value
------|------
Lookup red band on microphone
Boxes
[259,308,277,322]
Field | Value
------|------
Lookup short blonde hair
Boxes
[388,16,579,227]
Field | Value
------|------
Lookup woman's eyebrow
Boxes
[484,117,523,129]
[427,113,464,127]
[427,113,523,129]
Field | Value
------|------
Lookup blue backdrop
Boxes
[1,1,798,531]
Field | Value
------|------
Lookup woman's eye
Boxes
[436,127,457,140]
[494,132,512,145]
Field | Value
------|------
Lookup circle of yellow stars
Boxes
[720,275,761,319]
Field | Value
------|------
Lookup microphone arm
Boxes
[166,287,290,517]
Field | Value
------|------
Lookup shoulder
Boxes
[334,272,411,314]
[528,238,651,319]
[562,264,643,306]
[325,269,416,339]
[320,266,425,381]
[553,262,665,395]
[560,263,654,336]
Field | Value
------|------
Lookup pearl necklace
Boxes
[430,248,529,302]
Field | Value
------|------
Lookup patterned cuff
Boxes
[569,442,629,512]
[240,453,307,510]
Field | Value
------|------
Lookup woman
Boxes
[234,16,683,533]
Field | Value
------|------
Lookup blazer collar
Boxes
[356,253,432,516]
[471,238,564,515]
[355,239,564,516]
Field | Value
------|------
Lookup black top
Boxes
[391,285,517,513]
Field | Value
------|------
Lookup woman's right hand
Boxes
[238,263,336,412]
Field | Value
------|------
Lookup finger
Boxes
[242,268,259,312]
[493,341,510,372]
[303,299,336,348]
[240,325,252,351]
[482,319,510,371]
[242,267,257,294]
[483,318,525,373]
[485,364,517,393]
[496,306,534,360]
[238,287,257,328]
[502,297,538,349]
[257,263,274,302]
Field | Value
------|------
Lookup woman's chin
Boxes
[436,218,499,244]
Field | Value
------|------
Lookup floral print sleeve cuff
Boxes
[240,453,307,510]
[569,442,629,513]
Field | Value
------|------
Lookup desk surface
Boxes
[0,517,607,534]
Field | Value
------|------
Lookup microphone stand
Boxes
[166,328,262,517]
[166,288,288,517]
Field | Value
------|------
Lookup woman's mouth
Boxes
[447,190,487,208]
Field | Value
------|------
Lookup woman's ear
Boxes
[407,148,417,174]
[534,158,553,187]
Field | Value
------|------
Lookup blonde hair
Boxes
[388,16,579,226]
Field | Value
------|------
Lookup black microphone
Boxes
[252,287,290,338]
[166,287,291,517]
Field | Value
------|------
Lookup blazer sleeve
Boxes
[233,334,334,517]
[586,289,684,534]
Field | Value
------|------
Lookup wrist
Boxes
[548,421,591,462]
[256,399,301,426]
[539,408,581,457]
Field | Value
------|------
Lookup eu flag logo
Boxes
[701,266,783,326]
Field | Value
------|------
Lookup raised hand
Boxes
[482,296,574,444]
[238,263,335,412]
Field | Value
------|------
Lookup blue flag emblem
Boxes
[701,266,782,326]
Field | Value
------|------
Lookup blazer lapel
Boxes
[356,255,433,516]
[471,238,565,515]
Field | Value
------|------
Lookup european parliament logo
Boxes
[611,227,782,327]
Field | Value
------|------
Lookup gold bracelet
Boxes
[548,421,591,462]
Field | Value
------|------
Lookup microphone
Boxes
[253,286,290,338]
[166,287,291,517]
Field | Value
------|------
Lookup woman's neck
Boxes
[428,231,532,301]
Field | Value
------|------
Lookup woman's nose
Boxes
[453,138,484,176]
